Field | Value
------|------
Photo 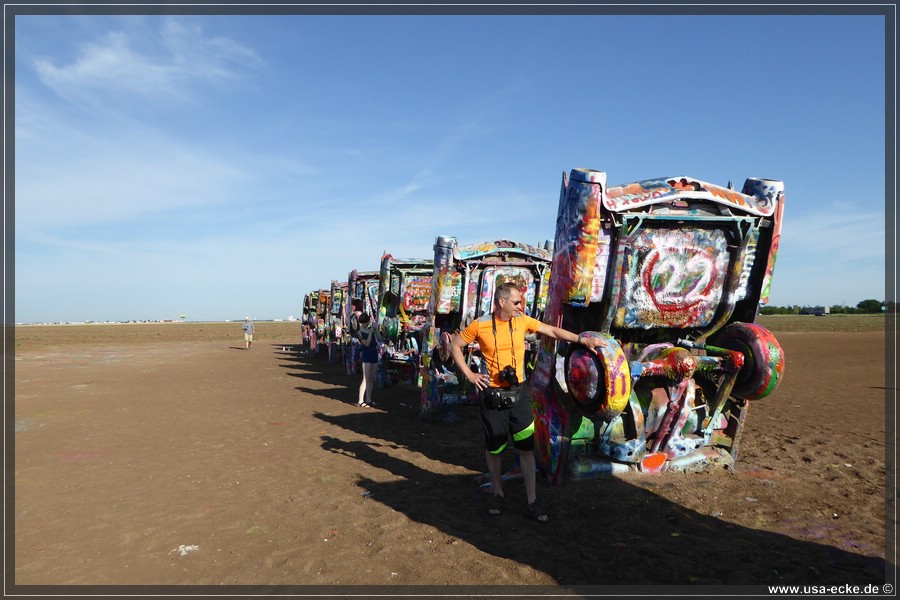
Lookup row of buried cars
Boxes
[300,168,787,481]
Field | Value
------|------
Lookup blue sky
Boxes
[12,11,888,323]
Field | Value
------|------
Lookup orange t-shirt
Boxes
[460,314,542,387]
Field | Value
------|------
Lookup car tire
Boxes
[712,322,784,400]
[564,332,631,421]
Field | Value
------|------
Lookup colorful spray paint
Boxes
[300,290,329,355]
[300,291,318,351]
[375,254,435,388]
[532,168,786,482]
[327,280,348,365]
[314,289,330,357]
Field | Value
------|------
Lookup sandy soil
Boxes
[9,316,893,592]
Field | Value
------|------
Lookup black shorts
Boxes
[480,385,535,454]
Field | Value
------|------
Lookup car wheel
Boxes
[712,322,784,400]
[564,332,631,421]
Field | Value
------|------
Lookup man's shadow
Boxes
[290,352,887,587]
[315,412,887,588]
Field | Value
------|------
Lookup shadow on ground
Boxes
[277,346,888,587]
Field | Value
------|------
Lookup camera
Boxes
[485,385,520,409]
[499,365,518,386]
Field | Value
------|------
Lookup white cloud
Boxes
[32,17,263,107]
[35,32,175,101]
[779,207,885,264]
[159,18,264,78]
[16,125,250,232]
[769,206,886,305]
[16,18,271,235]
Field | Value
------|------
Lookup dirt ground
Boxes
[9,316,893,593]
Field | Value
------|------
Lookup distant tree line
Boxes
[759,299,893,315]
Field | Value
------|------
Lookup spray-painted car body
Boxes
[420,237,552,420]
[376,254,434,387]
[327,280,349,364]
[301,291,319,351]
[343,269,381,375]
[308,288,331,356]
[532,168,785,481]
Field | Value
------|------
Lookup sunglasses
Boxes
[504,298,523,306]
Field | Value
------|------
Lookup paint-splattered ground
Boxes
[12,317,890,589]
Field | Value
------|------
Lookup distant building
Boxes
[800,306,830,316]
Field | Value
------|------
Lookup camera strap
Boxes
[491,314,517,380]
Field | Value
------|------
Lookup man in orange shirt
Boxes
[449,282,605,522]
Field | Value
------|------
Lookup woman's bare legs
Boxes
[358,361,378,406]
[362,362,377,405]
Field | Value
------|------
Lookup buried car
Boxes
[419,236,552,421]
[327,279,349,365]
[375,253,435,388]
[301,291,319,352]
[531,168,785,481]
[311,288,331,356]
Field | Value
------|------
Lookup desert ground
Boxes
[9,315,893,594]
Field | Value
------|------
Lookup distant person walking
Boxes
[357,313,380,407]
[242,317,254,349]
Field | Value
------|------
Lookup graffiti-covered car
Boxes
[532,168,785,481]
[301,291,319,351]
[420,237,552,421]
[327,280,349,364]
[310,288,331,356]
[343,269,380,375]
[376,254,434,387]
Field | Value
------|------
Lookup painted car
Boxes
[419,236,552,421]
[301,291,319,352]
[375,253,434,388]
[327,280,349,364]
[343,269,381,375]
[531,168,786,481]
[309,288,331,356]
